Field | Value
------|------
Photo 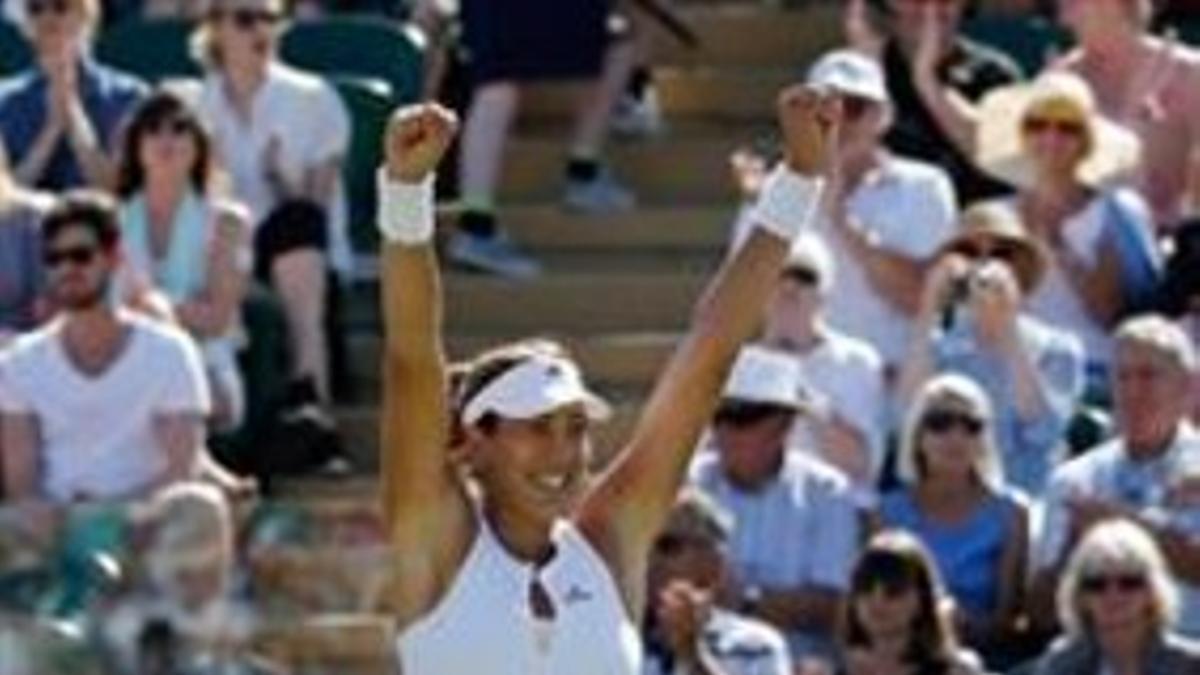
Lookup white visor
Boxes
[460,354,612,427]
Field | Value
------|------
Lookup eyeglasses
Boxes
[1023,116,1087,138]
[783,266,820,287]
[43,245,98,268]
[27,0,71,16]
[714,403,787,428]
[1080,572,1147,595]
[922,410,985,436]
[146,117,192,137]
[209,7,281,29]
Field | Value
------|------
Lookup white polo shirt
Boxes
[0,312,210,502]
[193,63,353,274]
[817,156,957,365]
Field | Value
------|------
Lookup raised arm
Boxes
[377,104,463,535]
[578,87,840,603]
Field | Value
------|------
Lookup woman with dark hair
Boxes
[379,87,837,674]
[114,89,249,431]
[841,531,984,675]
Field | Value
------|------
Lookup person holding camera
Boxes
[897,202,1085,496]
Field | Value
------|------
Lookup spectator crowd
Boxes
[1,0,1200,673]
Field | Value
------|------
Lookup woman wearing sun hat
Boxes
[974,71,1161,377]
[897,202,1086,496]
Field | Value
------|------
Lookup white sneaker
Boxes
[447,232,542,280]
[563,169,637,214]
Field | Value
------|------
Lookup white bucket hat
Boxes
[721,345,804,410]
[975,71,1141,190]
[460,353,612,427]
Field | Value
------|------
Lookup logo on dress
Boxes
[563,585,594,606]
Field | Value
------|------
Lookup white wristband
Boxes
[746,165,825,242]
[377,169,435,245]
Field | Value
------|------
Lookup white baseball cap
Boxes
[721,345,804,409]
[461,353,612,427]
[786,233,837,295]
[805,49,889,104]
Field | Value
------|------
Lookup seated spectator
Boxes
[0,0,146,190]
[878,373,1028,662]
[974,71,1160,376]
[190,0,350,418]
[114,89,250,432]
[1035,315,1200,637]
[898,202,1085,495]
[0,140,50,345]
[738,49,959,370]
[689,346,860,663]
[840,530,985,675]
[101,482,276,674]
[643,489,793,675]
[0,192,210,505]
[761,234,887,500]
[856,0,1020,204]
[1030,519,1200,674]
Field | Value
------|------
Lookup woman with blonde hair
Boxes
[877,373,1028,663]
[1031,519,1200,674]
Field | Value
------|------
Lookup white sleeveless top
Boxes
[397,516,642,675]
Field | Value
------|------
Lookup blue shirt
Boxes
[879,488,1023,619]
[0,59,145,190]
[930,314,1084,496]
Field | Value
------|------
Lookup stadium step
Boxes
[494,204,734,252]
[650,3,843,69]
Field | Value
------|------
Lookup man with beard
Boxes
[0,191,210,506]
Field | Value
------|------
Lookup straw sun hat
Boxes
[975,71,1142,190]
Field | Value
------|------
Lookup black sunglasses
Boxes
[44,245,99,268]
[951,241,1021,263]
[209,7,281,29]
[1081,572,1147,595]
[714,403,789,428]
[27,0,70,15]
[783,266,820,287]
[922,410,985,436]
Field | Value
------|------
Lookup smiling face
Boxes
[1021,98,1091,183]
[469,403,594,530]
[136,109,203,189]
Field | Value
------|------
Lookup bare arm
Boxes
[1,413,41,500]
[176,208,250,339]
[62,100,116,189]
[579,88,839,609]
[303,155,344,207]
[1055,238,1124,328]
[988,500,1029,642]
[910,7,980,157]
[14,118,65,186]
[149,412,205,491]
[841,225,931,315]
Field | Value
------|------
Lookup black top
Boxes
[460,0,611,85]
[882,37,1022,206]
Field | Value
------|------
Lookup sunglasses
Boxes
[951,241,1021,263]
[27,0,70,15]
[44,245,99,268]
[1023,116,1087,138]
[209,7,281,29]
[714,403,788,428]
[922,410,985,436]
[783,266,820,287]
[1080,572,1147,595]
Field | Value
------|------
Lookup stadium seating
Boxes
[93,18,202,82]
[279,16,424,105]
[0,19,31,76]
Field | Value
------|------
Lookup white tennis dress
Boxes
[396,515,642,675]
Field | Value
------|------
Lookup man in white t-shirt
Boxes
[802,49,958,367]
[762,234,887,505]
[0,192,210,505]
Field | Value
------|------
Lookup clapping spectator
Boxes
[643,489,793,675]
[975,71,1160,378]
[0,0,146,190]
[190,0,350,417]
[840,530,986,675]
[1034,315,1200,637]
[689,346,860,663]
[898,202,1085,495]
[0,139,51,345]
[1029,519,1200,674]
[761,234,887,500]
[114,89,251,432]
[0,192,210,505]
[878,374,1028,664]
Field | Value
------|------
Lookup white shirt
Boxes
[816,156,957,365]
[642,609,792,675]
[397,515,642,675]
[782,329,887,493]
[995,197,1114,364]
[193,63,353,274]
[0,312,210,502]
[1037,423,1200,636]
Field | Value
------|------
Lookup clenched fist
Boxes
[384,103,459,183]
[776,85,841,177]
